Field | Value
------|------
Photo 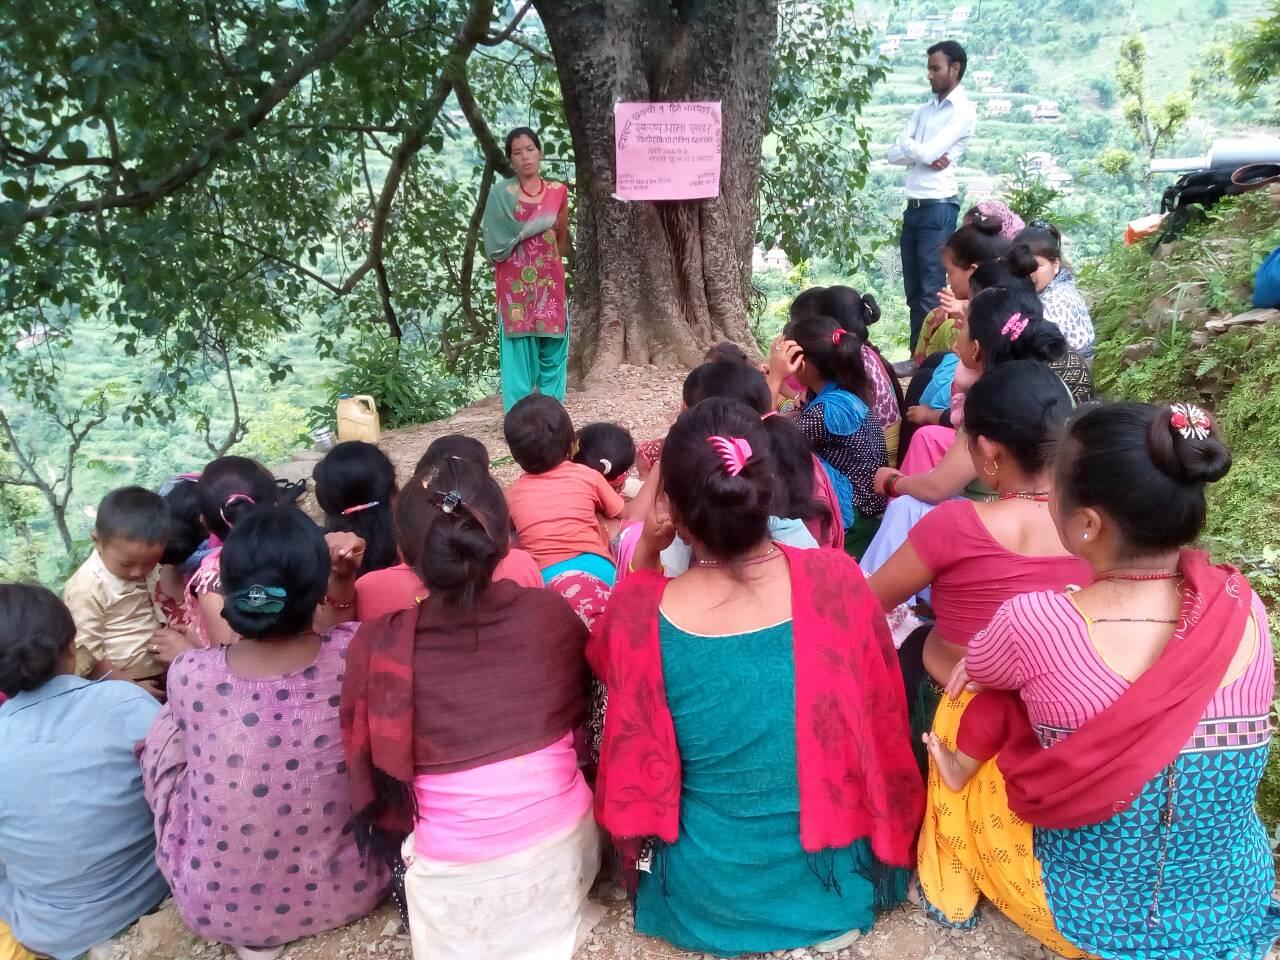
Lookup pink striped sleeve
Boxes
[1216,593,1276,717]
[1022,593,1119,727]
[967,599,1024,690]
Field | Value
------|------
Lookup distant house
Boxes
[1020,103,1039,116]
[905,20,926,39]
[986,98,1013,116]
[15,326,60,351]
[965,176,998,198]
[1033,100,1062,122]
[1046,170,1075,193]
[763,246,792,272]
[951,4,973,21]
[1024,151,1054,174]
[973,70,995,87]
[879,38,902,57]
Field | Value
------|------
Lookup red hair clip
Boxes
[831,328,845,345]
[1170,402,1211,440]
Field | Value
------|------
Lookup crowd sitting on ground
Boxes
[4,211,1280,960]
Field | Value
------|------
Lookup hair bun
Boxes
[970,212,1003,236]
[1147,405,1233,485]
[860,293,881,326]
[9,633,61,690]
[1007,243,1039,279]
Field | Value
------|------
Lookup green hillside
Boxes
[784,0,1277,359]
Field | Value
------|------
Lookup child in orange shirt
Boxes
[503,395,625,584]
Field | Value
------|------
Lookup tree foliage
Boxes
[1224,0,1280,117]
[1112,34,1194,204]
[759,0,885,270]
[1,0,884,571]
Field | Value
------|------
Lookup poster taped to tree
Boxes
[614,101,722,201]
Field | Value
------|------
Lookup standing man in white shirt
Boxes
[887,40,977,364]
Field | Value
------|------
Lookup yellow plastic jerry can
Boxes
[336,394,381,443]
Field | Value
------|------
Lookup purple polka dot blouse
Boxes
[141,625,387,948]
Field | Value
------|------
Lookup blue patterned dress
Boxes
[1028,594,1280,960]
[1037,717,1280,959]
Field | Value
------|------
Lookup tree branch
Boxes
[480,0,533,45]
[460,157,496,336]
[0,410,51,499]
[204,343,249,457]
[1,141,121,171]
[499,32,552,62]
[20,0,389,223]
[332,0,495,334]
[205,229,345,293]
[453,69,514,177]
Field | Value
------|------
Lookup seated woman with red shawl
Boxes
[341,459,599,960]
[590,398,922,957]
[918,401,1280,959]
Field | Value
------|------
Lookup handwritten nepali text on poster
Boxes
[614,101,723,201]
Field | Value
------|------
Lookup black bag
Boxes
[1152,163,1280,248]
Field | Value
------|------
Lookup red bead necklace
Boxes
[519,176,545,199]
[1097,570,1180,583]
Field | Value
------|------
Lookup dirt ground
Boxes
[95,893,1060,960]
[124,369,1272,960]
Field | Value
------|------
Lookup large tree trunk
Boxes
[534,0,778,380]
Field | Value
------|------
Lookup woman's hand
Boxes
[766,336,803,392]
[149,626,195,666]
[906,404,941,426]
[945,656,983,699]
[874,467,902,496]
[937,288,968,320]
[325,531,366,580]
[632,498,677,572]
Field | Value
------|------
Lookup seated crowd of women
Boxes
[2,211,1279,960]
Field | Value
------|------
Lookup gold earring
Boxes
[983,460,998,479]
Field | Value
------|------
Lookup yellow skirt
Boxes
[916,691,1091,959]
[918,312,956,357]
[884,420,901,469]
[0,920,37,960]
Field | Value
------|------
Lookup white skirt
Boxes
[402,811,604,960]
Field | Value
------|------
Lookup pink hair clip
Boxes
[220,493,256,529]
[1170,402,1211,440]
[707,435,753,477]
[341,501,381,516]
[1001,312,1028,341]
[831,328,845,345]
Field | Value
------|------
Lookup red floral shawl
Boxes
[587,544,923,867]
[998,550,1253,829]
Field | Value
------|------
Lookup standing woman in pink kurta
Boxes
[483,128,571,412]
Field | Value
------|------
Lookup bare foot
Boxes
[923,732,974,792]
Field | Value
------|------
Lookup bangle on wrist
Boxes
[885,473,900,498]
[323,595,354,609]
